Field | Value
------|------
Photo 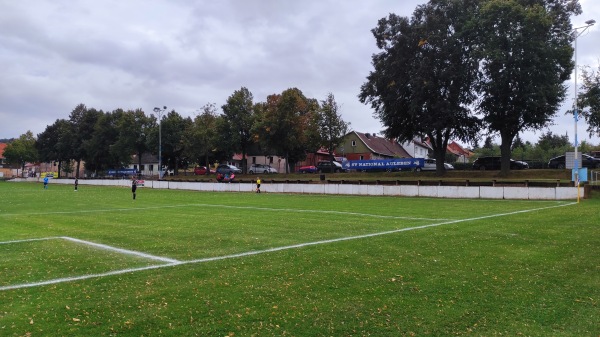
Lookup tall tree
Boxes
[36,119,75,178]
[475,0,580,174]
[255,88,318,173]
[579,65,600,137]
[183,103,219,174]
[316,93,350,168]
[152,110,192,175]
[359,0,481,174]
[536,131,570,151]
[83,109,122,172]
[113,108,153,174]
[221,87,255,173]
[3,131,38,177]
[69,104,102,176]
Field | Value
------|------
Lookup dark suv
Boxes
[548,154,600,169]
[316,161,346,173]
[472,156,529,170]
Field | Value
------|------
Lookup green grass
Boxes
[0,181,598,336]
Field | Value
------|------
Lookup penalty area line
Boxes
[0,236,180,264]
[0,202,576,292]
[60,237,181,264]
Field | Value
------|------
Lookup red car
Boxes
[194,166,215,175]
[298,165,317,173]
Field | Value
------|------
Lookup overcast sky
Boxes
[1,0,599,146]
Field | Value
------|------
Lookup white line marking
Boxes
[0,203,451,221]
[0,264,179,291]
[0,236,180,264]
[0,237,60,245]
[0,202,575,291]
[60,237,181,264]
[193,203,448,221]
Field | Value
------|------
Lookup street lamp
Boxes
[153,106,167,179]
[557,19,595,195]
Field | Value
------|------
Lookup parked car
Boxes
[216,164,242,174]
[415,158,455,172]
[249,164,278,174]
[548,154,600,169]
[298,165,317,173]
[472,156,529,170]
[194,166,214,175]
[316,161,346,173]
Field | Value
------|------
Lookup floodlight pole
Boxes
[153,106,167,179]
[558,19,595,202]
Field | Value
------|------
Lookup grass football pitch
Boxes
[0,181,598,336]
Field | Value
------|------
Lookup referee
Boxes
[131,176,138,200]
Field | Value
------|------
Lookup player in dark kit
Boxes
[131,176,137,200]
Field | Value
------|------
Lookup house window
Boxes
[149,164,154,172]
[269,157,274,164]
[140,165,145,171]
[360,155,364,160]
[351,140,356,147]
[252,157,256,164]
[133,165,138,170]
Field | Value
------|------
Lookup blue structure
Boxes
[344,158,424,171]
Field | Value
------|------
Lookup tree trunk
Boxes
[499,136,513,176]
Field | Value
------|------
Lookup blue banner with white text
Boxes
[343,159,424,171]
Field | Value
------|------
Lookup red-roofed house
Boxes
[338,131,411,160]
[423,138,473,163]
[295,148,335,170]
[447,141,473,163]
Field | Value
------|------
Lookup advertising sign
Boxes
[107,168,138,177]
[344,158,424,171]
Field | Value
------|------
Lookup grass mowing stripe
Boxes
[0,202,452,221]
[0,201,575,292]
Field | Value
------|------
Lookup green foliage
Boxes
[2,131,38,173]
[69,104,103,170]
[254,88,318,172]
[316,93,350,161]
[579,65,600,137]
[84,109,123,171]
[475,0,578,173]
[0,182,598,335]
[360,0,480,173]
[184,103,219,169]
[113,108,154,170]
[35,119,75,177]
[220,87,255,172]
[158,111,193,174]
[537,131,570,151]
